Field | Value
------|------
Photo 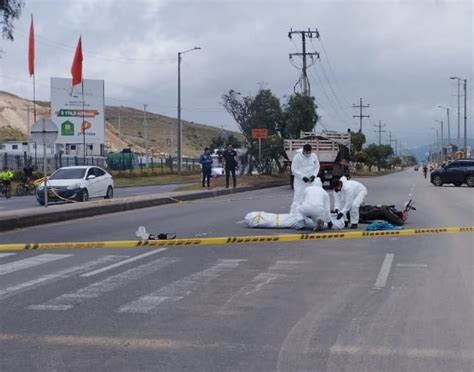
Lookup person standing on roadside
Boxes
[290,143,320,214]
[223,144,238,188]
[199,147,213,189]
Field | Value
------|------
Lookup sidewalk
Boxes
[0,181,287,232]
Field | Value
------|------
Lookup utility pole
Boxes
[352,98,370,133]
[373,120,386,146]
[26,103,31,157]
[450,76,462,145]
[118,106,122,142]
[288,28,320,96]
[463,79,467,158]
[435,119,444,160]
[143,104,148,167]
[394,138,398,157]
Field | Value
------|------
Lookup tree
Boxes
[351,132,366,153]
[221,89,254,143]
[365,144,394,171]
[1,0,24,41]
[222,87,288,173]
[282,93,318,139]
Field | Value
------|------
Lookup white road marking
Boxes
[80,249,167,277]
[0,254,71,276]
[329,344,473,360]
[373,254,394,289]
[0,253,16,259]
[27,257,179,311]
[218,260,304,314]
[396,264,428,268]
[0,255,126,301]
[117,259,247,313]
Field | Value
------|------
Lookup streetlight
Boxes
[437,105,450,145]
[434,120,444,161]
[177,46,201,174]
[450,77,467,156]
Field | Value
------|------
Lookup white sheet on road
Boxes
[243,212,345,230]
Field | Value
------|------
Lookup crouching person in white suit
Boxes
[333,177,367,229]
[297,177,333,231]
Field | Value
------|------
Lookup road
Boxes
[0,183,182,212]
[0,169,472,371]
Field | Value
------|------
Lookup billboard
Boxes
[51,77,105,145]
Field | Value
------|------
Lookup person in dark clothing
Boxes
[199,147,213,188]
[23,162,34,184]
[223,144,238,188]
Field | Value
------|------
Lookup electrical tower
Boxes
[352,98,370,133]
[373,121,386,146]
[288,28,320,96]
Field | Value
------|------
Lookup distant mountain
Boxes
[0,91,242,157]
[409,139,474,161]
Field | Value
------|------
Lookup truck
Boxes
[284,130,352,189]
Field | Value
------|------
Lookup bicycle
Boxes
[0,181,12,199]
[16,180,37,196]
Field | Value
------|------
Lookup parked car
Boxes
[430,160,474,187]
[36,166,114,205]
[414,165,419,171]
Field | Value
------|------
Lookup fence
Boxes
[1,152,107,173]
[1,151,200,175]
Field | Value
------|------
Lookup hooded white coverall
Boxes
[290,151,320,214]
[296,178,331,228]
[333,177,367,224]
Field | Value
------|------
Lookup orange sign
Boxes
[252,128,268,139]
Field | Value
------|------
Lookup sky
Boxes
[0,0,472,152]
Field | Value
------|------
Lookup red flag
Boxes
[71,36,83,86]
[28,15,34,76]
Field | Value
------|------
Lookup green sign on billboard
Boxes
[61,121,74,136]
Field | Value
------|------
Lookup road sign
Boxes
[252,128,268,139]
[30,118,58,146]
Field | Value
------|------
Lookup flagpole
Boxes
[82,80,86,163]
[32,73,37,122]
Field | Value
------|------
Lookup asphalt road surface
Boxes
[0,169,472,371]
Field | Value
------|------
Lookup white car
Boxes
[36,166,114,205]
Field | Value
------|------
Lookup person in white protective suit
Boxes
[290,143,320,214]
[333,176,367,229]
[297,177,333,231]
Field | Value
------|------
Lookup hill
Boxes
[0,91,242,158]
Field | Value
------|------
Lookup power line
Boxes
[373,120,387,146]
[352,98,370,133]
[288,28,320,96]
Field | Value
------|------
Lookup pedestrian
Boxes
[223,144,238,188]
[199,147,213,189]
[296,177,332,231]
[333,176,367,229]
[239,149,249,176]
[290,143,320,214]
[23,162,34,184]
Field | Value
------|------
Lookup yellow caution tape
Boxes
[0,226,472,252]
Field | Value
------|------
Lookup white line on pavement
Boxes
[0,253,16,259]
[373,254,394,289]
[0,254,71,276]
[28,257,179,311]
[80,249,167,277]
[0,255,127,301]
[117,259,247,314]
